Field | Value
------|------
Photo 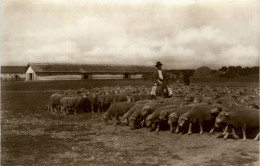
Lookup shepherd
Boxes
[151,61,173,99]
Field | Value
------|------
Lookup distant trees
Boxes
[166,66,259,79]
[219,66,228,73]
[217,66,259,77]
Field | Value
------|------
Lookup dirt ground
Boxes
[1,80,259,166]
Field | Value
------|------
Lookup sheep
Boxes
[103,101,135,125]
[97,94,113,112]
[215,108,259,141]
[59,93,87,115]
[86,94,98,113]
[122,100,155,125]
[128,102,159,130]
[178,104,222,135]
[144,100,185,131]
[112,94,130,103]
[48,93,64,113]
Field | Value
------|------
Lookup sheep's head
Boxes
[215,112,229,127]
[178,115,189,127]
[80,93,87,98]
[103,112,112,123]
[159,111,169,121]
[168,112,179,125]
[141,105,152,116]
[210,105,222,116]
[193,96,202,103]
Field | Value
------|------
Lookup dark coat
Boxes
[183,73,190,85]
[154,69,168,87]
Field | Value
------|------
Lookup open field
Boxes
[1,78,259,166]
[1,76,259,91]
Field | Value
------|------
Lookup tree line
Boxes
[166,66,259,78]
[215,66,259,77]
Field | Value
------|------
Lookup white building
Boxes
[1,66,27,81]
[25,63,155,81]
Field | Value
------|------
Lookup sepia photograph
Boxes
[1,0,259,165]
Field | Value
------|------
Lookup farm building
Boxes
[1,66,27,81]
[25,63,155,81]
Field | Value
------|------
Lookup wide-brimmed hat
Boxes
[155,61,163,67]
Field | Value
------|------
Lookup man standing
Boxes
[183,71,190,86]
[151,61,173,98]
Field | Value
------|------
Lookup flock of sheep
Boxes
[48,84,259,141]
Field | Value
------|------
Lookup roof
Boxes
[1,66,27,74]
[27,63,155,74]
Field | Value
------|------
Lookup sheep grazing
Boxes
[128,102,158,130]
[103,101,135,125]
[46,85,259,141]
[168,103,199,133]
[122,100,154,125]
[215,108,259,141]
[59,93,88,115]
[178,104,221,135]
[48,93,64,113]
[145,102,180,132]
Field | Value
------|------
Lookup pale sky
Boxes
[1,0,259,69]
